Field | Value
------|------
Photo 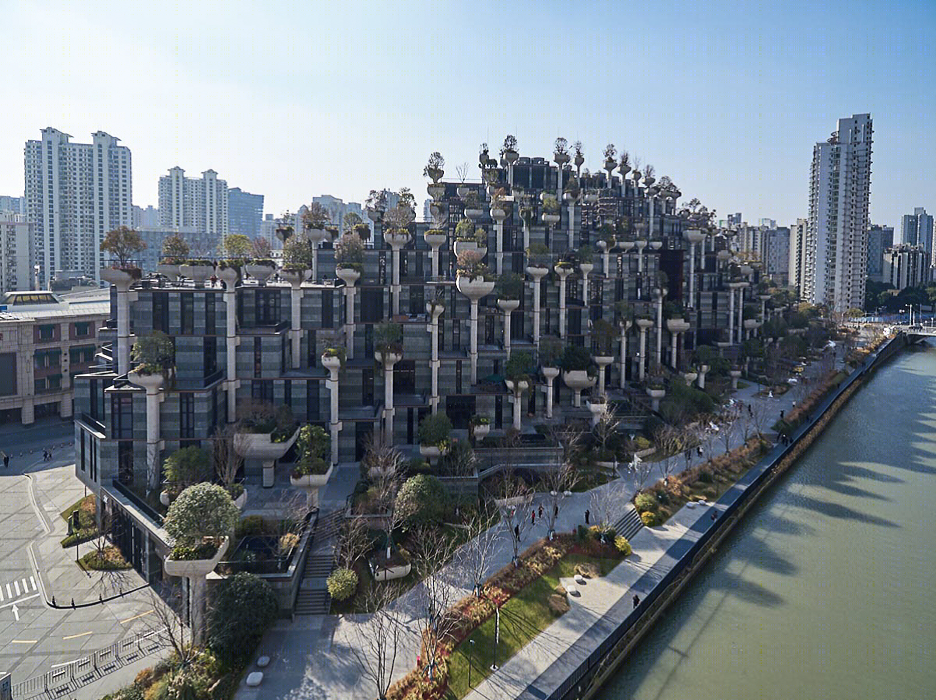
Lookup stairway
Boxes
[612,504,644,542]
[313,509,344,543]
[294,553,335,615]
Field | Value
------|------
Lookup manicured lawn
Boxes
[60,495,98,548]
[444,554,620,699]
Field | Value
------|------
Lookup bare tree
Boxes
[214,424,245,497]
[456,503,502,597]
[346,584,405,700]
[361,433,405,561]
[145,584,198,666]
[621,450,654,496]
[589,483,620,540]
[653,424,685,487]
[408,525,462,681]
[491,475,533,566]
[748,400,772,438]
[718,411,738,454]
[541,458,581,540]
[335,515,371,571]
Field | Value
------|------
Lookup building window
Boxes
[256,290,280,325]
[180,393,194,439]
[74,321,91,337]
[205,293,216,335]
[111,393,134,440]
[180,292,195,334]
[254,337,262,377]
[117,441,133,485]
[321,289,333,328]
[37,324,55,341]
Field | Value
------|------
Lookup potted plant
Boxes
[454,218,485,256]
[455,250,495,300]
[302,202,331,240]
[424,227,447,248]
[541,194,560,224]
[374,322,403,365]
[418,413,452,460]
[157,234,189,277]
[128,331,174,388]
[353,222,372,242]
[603,144,618,179]
[160,446,210,507]
[244,257,277,284]
[561,344,595,406]
[470,415,491,441]
[496,271,524,308]
[463,190,483,219]
[573,140,585,172]
[554,137,570,165]
[289,425,333,507]
[500,134,519,164]
[275,213,294,244]
[163,483,238,577]
[526,242,551,273]
[321,346,346,371]
[334,232,364,285]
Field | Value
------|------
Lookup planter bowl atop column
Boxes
[453,240,485,257]
[336,267,361,286]
[370,560,412,582]
[374,350,403,366]
[471,423,490,440]
[164,537,229,578]
[290,465,334,510]
[424,231,447,248]
[497,299,520,313]
[281,268,310,287]
[456,275,495,299]
[127,370,166,390]
[156,263,182,279]
[244,263,276,284]
[236,427,300,488]
[666,319,691,334]
[542,213,560,225]
[563,370,594,391]
[101,267,140,287]
[180,263,216,283]
[322,354,343,372]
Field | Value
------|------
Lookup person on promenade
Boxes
[531,510,535,525]
[633,595,640,608]
[585,509,590,525]
[538,504,543,519]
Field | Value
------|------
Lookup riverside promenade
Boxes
[234,334,893,700]
[465,333,904,700]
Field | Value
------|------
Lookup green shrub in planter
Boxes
[634,492,658,514]
[395,474,445,527]
[327,568,359,601]
[418,413,452,447]
[640,510,662,527]
[614,536,632,556]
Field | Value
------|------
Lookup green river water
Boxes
[604,341,936,700]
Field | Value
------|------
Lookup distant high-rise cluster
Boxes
[158,167,229,239]
[804,114,873,313]
[228,187,264,239]
[25,128,133,287]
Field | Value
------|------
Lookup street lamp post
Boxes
[490,605,500,670]
[468,638,475,688]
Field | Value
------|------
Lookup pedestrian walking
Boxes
[633,594,640,608]
[538,504,543,519]
[531,510,535,525]
[553,504,558,518]
[711,511,717,521]
[514,524,520,540]
[780,409,785,420]
[585,509,590,525]
[1,451,7,469]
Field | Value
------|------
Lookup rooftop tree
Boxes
[101,226,146,268]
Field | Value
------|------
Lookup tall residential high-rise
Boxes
[763,226,790,286]
[866,224,894,282]
[133,205,159,230]
[882,245,929,290]
[805,113,873,313]
[24,128,133,287]
[228,187,264,238]
[157,167,229,244]
[312,194,365,231]
[788,218,808,298]
[0,213,35,292]
[900,208,933,262]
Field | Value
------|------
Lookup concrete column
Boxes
[737,285,747,343]
[101,268,137,376]
[527,267,548,346]
[595,357,612,397]
[580,264,593,308]
[494,218,504,275]
[145,387,161,493]
[728,286,736,344]
[636,319,652,381]
[671,332,679,369]
[654,289,665,369]
[497,299,519,358]
[426,302,444,412]
[555,266,572,339]
[567,202,575,250]
[380,353,400,444]
[323,359,341,465]
[542,367,559,419]
[391,245,401,316]
[635,240,647,274]
[619,323,631,388]
[469,299,480,384]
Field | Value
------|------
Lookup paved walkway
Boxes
[233,346,850,700]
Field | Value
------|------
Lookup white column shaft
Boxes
[470,301,479,384]
[291,288,302,369]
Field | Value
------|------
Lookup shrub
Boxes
[640,510,662,527]
[164,483,239,548]
[614,536,632,556]
[418,413,452,447]
[326,568,358,601]
[294,424,331,477]
[236,515,265,537]
[162,446,210,490]
[395,475,445,527]
[561,344,592,372]
[207,572,278,665]
[634,493,658,514]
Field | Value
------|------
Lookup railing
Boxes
[110,479,164,526]
[11,627,167,699]
[175,367,225,390]
[79,412,105,433]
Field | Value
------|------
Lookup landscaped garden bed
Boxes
[79,545,131,571]
[60,494,98,547]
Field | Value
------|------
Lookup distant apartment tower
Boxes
[900,208,933,262]
[866,224,894,282]
[0,213,35,292]
[882,245,928,290]
[228,188,264,238]
[763,226,790,286]
[133,205,159,230]
[24,128,133,288]
[788,218,808,298]
[157,167,229,245]
[805,114,873,313]
[312,195,365,231]
[0,196,25,215]
[727,212,742,226]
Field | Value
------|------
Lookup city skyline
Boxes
[3,0,934,229]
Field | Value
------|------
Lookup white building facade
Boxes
[788,218,808,297]
[805,114,873,313]
[0,213,35,293]
[158,167,229,246]
[882,245,928,290]
[24,129,133,288]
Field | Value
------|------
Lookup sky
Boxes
[3,0,934,229]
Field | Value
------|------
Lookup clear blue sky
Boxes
[4,0,934,229]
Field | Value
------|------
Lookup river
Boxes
[603,341,936,700]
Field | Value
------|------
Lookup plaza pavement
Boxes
[233,349,844,700]
[0,421,159,696]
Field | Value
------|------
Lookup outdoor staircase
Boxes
[313,508,344,543]
[294,553,335,615]
[613,504,644,542]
